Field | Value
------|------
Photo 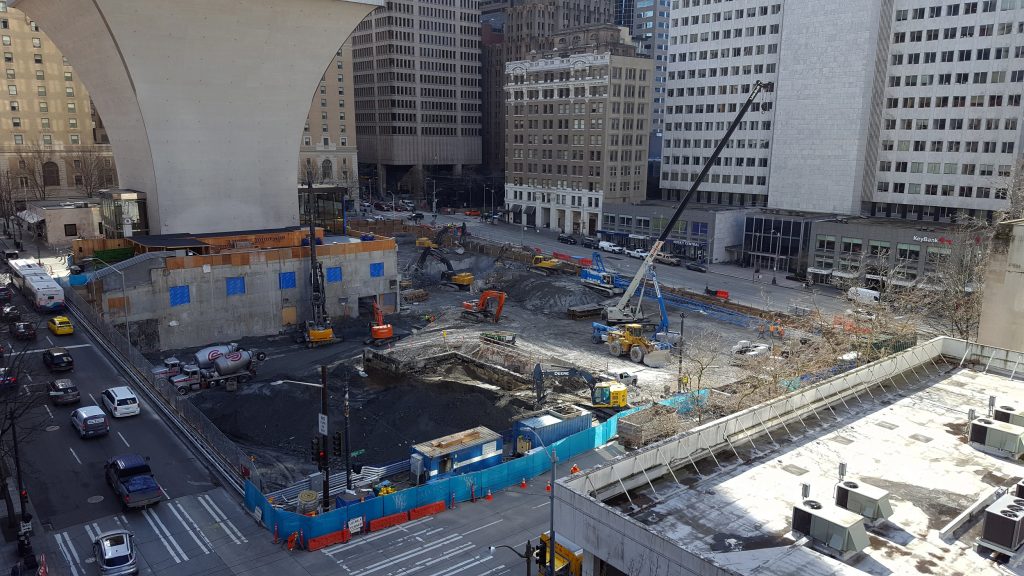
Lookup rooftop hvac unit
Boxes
[968,418,1024,459]
[791,499,869,561]
[1015,479,1024,499]
[994,405,1024,428]
[834,480,893,524]
[980,494,1024,554]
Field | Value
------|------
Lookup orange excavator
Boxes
[461,290,506,323]
[365,298,397,346]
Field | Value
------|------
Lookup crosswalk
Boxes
[48,489,249,575]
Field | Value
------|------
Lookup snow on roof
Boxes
[612,368,1024,575]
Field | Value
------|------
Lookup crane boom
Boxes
[605,80,773,324]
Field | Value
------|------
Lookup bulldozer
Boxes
[607,324,671,367]
[462,290,506,323]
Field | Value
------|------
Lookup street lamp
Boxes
[677,312,686,393]
[270,365,352,510]
[84,256,130,351]
[523,425,557,576]
[390,190,396,213]
[772,229,782,284]
[427,178,437,214]
[489,543,534,576]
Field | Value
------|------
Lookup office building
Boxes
[351,1,483,202]
[504,26,652,235]
[298,42,358,191]
[0,5,115,198]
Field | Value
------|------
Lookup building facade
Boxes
[298,42,358,193]
[351,0,482,201]
[0,5,116,198]
[596,202,752,262]
[503,27,653,235]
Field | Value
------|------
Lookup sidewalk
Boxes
[1,476,47,574]
[0,233,69,278]
[707,262,806,290]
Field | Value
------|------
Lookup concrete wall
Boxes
[979,221,1024,351]
[103,241,398,351]
[767,0,888,215]
[16,0,381,235]
[35,205,101,248]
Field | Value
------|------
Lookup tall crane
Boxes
[604,80,773,325]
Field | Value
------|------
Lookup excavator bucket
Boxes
[643,348,671,368]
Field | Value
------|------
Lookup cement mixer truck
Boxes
[152,343,241,381]
[169,349,267,395]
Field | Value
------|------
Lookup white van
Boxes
[598,241,624,254]
[846,287,880,305]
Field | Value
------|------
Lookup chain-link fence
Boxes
[61,284,261,492]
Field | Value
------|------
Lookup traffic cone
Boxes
[570,464,580,474]
[486,490,493,501]
[520,478,527,489]
[545,481,551,492]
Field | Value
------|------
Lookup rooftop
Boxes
[411,426,501,458]
[560,338,1024,575]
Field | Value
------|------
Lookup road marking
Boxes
[18,343,93,355]
[197,494,246,544]
[84,523,95,541]
[46,336,53,346]
[117,432,130,447]
[350,535,463,575]
[68,447,82,464]
[424,554,495,576]
[22,384,28,394]
[532,501,549,508]
[321,518,435,555]
[92,522,102,538]
[168,499,210,555]
[88,393,98,404]
[461,519,503,536]
[160,485,170,500]
[53,532,82,576]
[413,543,475,568]
[44,403,52,419]
[142,507,186,564]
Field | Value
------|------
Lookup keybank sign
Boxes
[913,235,954,245]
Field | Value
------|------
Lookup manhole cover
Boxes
[45,425,59,432]
[87,495,104,504]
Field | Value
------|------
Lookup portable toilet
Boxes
[410,426,502,485]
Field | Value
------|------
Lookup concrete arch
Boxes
[13,0,380,234]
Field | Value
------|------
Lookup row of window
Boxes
[895,1,1009,20]
[893,22,1024,44]
[168,265,385,306]
[662,171,768,186]
[8,100,78,113]
[879,161,1013,174]
[4,70,72,81]
[876,181,1008,199]
[6,85,74,97]
[885,92,1022,108]
[506,178,643,193]
[880,137,1016,153]
[10,133,83,145]
[507,190,602,208]
[890,69,1024,87]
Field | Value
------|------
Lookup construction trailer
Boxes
[409,426,503,485]
[511,405,593,456]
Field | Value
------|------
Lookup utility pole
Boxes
[677,312,686,393]
[344,378,352,490]
[320,365,330,511]
[548,448,556,576]
[10,409,26,519]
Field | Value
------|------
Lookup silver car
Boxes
[93,530,138,575]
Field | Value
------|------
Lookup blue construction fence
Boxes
[244,406,646,542]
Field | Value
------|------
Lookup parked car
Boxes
[93,529,138,575]
[846,287,880,305]
[48,378,80,405]
[105,454,163,510]
[43,347,74,372]
[0,284,13,303]
[11,321,36,340]
[686,261,708,273]
[731,340,771,359]
[47,315,74,335]
[0,367,15,391]
[70,405,110,438]
[581,237,599,249]
[408,212,425,222]
[102,386,141,418]
[598,241,624,254]
[464,209,481,216]
[1,304,21,322]
[655,253,681,266]
[625,248,649,259]
[557,234,578,245]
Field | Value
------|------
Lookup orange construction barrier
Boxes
[307,528,352,551]
[485,490,493,501]
[545,481,551,492]
[369,511,410,532]
[287,532,298,551]
[409,501,446,520]
[520,478,527,489]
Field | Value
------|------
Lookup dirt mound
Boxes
[486,269,605,314]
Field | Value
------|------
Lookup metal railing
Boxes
[264,460,411,506]
[61,283,259,494]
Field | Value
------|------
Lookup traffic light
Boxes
[535,540,547,569]
[332,431,343,457]
[311,437,320,463]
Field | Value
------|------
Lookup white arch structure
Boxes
[13,0,380,234]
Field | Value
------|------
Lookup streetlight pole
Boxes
[524,426,557,576]
[344,377,352,491]
[489,543,533,576]
[677,312,686,393]
[773,230,782,284]
[428,178,437,214]
[319,365,330,511]
[10,409,26,520]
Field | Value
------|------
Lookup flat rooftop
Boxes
[608,366,1023,575]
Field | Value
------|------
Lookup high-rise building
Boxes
[298,42,358,190]
[480,20,506,183]
[0,5,116,197]
[664,0,1022,223]
[504,25,652,235]
[351,2,483,203]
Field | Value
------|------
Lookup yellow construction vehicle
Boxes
[532,364,630,409]
[415,237,437,249]
[531,255,568,275]
[607,324,670,367]
[443,271,474,290]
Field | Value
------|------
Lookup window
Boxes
[326,267,342,283]
[278,271,297,290]
[869,240,890,257]
[12,134,21,144]
[66,102,75,113]
[40,117,49,129]
[32,54,40,64]
[169,285,191,307]
[65,87,74,97]
[816,235,836,251]
[63,223,77,237]
[41,134,51,145]
[69,134,79,145]
[370,262,384,277]
[30,37,39,48]
[225,277,246,296]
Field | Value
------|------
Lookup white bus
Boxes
[8,259,64,311]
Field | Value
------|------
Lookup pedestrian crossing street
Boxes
[49,489,251,575]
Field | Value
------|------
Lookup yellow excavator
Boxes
[531,254,569,275]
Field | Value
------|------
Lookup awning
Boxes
[831,270,859,279]
[524,206,536,215]
[512,204,522,214]
[16,210,43,224]
[806,267,833,275]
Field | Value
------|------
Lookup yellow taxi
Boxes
[47,316,74,336]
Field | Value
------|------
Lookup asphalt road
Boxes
[11,292,219,533]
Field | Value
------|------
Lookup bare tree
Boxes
[299,157,322,187]
[680,329,724,423]
[71,146,114,198]
[998,156,1024,222]
[0,342,48,528]
[16,142,56,200]
[0,170,16,237]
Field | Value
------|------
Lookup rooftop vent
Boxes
[968,417,1024,459]
[994,405,1024,428]
[791,499,869,561]
[980,493,1024,554]
[834,479,893,524]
